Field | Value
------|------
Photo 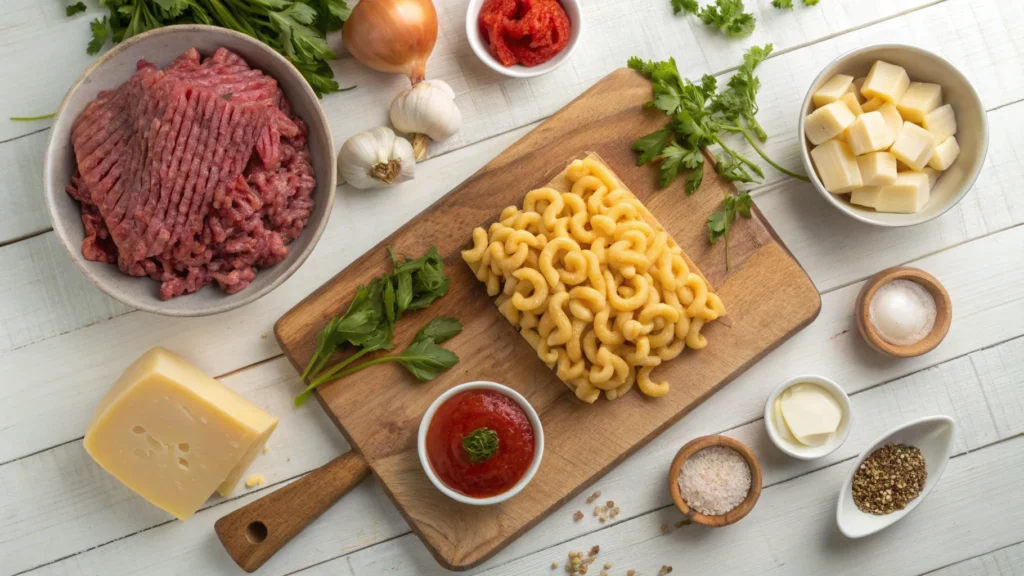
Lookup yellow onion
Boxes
[343,0,438,84]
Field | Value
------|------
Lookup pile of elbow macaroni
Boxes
[462,157,725,403]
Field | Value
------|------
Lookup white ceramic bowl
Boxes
[417,381,544,505]
[464,0,582,78]
[837,415,955,538]
[764,375,853,460]
[799,44,988,227]
[43,25,336,316]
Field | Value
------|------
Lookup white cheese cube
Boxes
[922,167,941,188]
[928,136,960,170]
[839,91,864,116]
[896,160,913,172]
[857,151,898,186]
[861,97,885,113]
[923,103,957,142]
[811,139,863,194]
[847,80,866,104]
[853,77,866,96]
[877,172,931,213]
[804,101,857,145]
[889,121,936,171]
[813,74,855,108]
[861,60,911,103]
[846,111,893,156]
[897,82,942,124]
[877,102,903,145]
[850,186,883,209]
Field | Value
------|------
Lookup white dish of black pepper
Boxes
[836,415,955,538]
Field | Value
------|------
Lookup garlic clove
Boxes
[389,79,462,159]
[338,126,416,190]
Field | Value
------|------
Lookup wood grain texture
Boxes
[273,68,820,569]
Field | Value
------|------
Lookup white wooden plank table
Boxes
[2,0,1023,575]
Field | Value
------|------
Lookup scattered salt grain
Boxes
[676,445,751,516]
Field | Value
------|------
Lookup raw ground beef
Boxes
[66,47,316,300]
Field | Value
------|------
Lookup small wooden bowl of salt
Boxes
[855,267,952,358]
[669,436,762,527]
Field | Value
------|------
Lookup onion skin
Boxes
[343,0,438,84]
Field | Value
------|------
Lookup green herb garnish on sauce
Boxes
[462,428,499,463]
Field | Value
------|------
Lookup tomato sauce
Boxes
[478,0,572,67]
[425,389,535,498]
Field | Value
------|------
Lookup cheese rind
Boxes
[877,172,931,213]
[857,151,898,186]
[804,101,856,145]
[928,136,960,171]
[889,121,936,171]
[846,111,893,156]
[811,139,862,194]
[813,74,855,108]
[897,82,942,124]
[84,347,278,520]
[861,60,911,103]
[923,103,957,142]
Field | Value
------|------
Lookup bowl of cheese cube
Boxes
[800,44,987,226]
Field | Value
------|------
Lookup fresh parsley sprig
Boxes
[66,2,87,16]
[462,428,499,463]
[671,0,756,38]
[772,0,819,8]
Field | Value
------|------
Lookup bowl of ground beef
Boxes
[44,25,336,316]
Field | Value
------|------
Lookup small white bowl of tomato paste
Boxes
[418,381,544,505]
[465,0,583,79]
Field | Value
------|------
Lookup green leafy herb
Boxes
[10,114,56,121]
[414,316,463,345]
[83,0,350,96]
[672,0,756,38]
[772,0,819,8]
[462,428,499,463]
[67,2,88,16]
[707,191,753,270]
[628,45,808,269]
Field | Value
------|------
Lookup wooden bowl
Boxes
[668,435,762,527]
[855,267,952,357]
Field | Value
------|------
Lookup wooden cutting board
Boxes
[273,68,820,570]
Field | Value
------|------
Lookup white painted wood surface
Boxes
[2,0,1023,574]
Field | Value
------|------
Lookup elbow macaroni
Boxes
[462,156,724,403]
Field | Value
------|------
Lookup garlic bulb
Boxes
[389,79,462,160]
[337,127,416,190]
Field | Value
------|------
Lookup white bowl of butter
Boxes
[764,375,852,460]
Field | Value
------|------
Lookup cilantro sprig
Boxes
[82,0,351,97]
[671,0,756,38]
[628,44,808,269]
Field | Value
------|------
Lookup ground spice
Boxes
[852,443,927,515]
[676,446,751,516]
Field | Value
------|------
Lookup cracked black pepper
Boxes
[852,443,927,515]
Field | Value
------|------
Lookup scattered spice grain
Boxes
[660,523,671,534]
[586,490,602,503]
[658,566,674,576]
[852,443,927,515]
[573,510,584,522]
[552,561,559,569]
[627,571,636,576]
[676,445,751,516]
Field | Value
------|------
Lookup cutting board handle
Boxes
[214,451,370,573]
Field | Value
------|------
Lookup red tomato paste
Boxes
[478,0,572,67]
[425,389,536,498]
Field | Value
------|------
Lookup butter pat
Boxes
[813,74,855,107]
[928,136,960,170]
[84,348,278,521]
[923,103,957,142]
[862,60,911,103]
[897,82,942,124]
[877,172,930,213]
[889,121,936,171]
[811,139,862,194]
[846,111,893,156]
[779,383,843,447]
[805,101,857,145]
[850,186,884,209]
[857,151,898,186]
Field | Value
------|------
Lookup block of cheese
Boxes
[861,60,911,103]
[805,101,856,145]
[84,347,278,521]
[890,121,936,171]
[861,97,884,113]
[846,111,892,156]
[876,102,903,145]
[813,74,855,107]
[852,77,866,97]
[923,103,957,142]
[857,151,898,186]
[897,82,942,124]
[811,139,862,194]
[839,91,864,116]
[850,186,884,209]
[922,166,941,188]
[928,136,961,170]
[877,172,930,213]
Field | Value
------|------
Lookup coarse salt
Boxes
[869,279,937,346]
[676,446,751,516]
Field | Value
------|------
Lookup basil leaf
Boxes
[414,317,463,345]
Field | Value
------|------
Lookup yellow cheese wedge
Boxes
[928,136,960,171]
[805,101,857,145]
[861,60,911,103]
[839,91,864,116]
[897,82,942,124]
[846,111,893,156]
[877,172,931,213]
[84,348,278,521]
[813,74,855,108]
[890,121,936,171]
[811,139,863,194]
[857,151,898,187]
[861,97,884,113]
[850,186,884,209]
[923,103,957,143]
[779,383,843,447]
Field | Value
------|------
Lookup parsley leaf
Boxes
[707,191,753,269]
[671,0,700,14]
[87,17,109,55]
[771,0,794,8]
[633,128,672,166]
[414,316,463,345]
[67,2,88,16]
[803,0,820,5]
[675,0,757,38]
